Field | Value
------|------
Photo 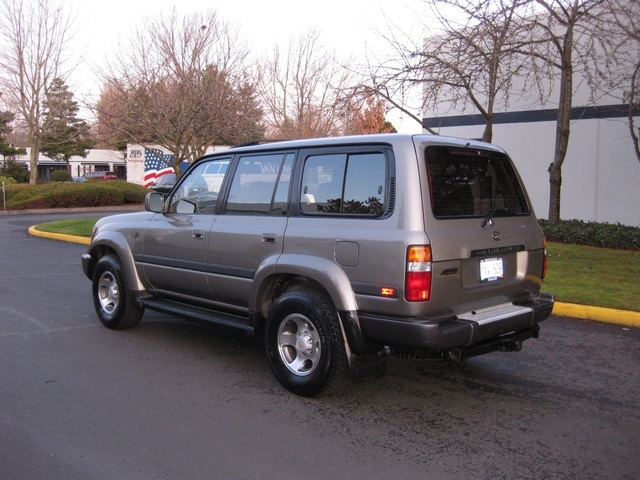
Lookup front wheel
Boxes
[265,289,349,397]
[92,254,143,330]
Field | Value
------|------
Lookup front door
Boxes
[141,158,231,301]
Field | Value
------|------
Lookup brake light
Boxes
[406,245,432,301]
[542,237,548,280]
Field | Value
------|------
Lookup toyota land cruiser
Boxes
[82,134,554,396]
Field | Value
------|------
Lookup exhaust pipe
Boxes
[448,348,463,362]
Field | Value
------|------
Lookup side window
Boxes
[225,153,292,215]
[300,154,346,214]
[168,158,230,214]
[300,152,387,216]
[343,153,386,214]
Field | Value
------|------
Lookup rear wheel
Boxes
[265,289,349,397]
[92,254,143,330]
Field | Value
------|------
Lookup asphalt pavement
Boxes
[1,207,638,479]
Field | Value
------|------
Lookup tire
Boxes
[265,289,349,397]
[92,254,144,330]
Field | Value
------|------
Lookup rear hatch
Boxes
[421,143,546,318]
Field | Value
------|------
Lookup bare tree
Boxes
[0,0,73,184]
[260,30,355,139]
[369,0,623,224]
[604,0,640,164]
[517,0,609,224]
[94,9,263,175]
[364,0,541,141]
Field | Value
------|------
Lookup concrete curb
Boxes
[552,302,640,328]
[28,226,91,246]
[27,225,639,329]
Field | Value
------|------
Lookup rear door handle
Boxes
[261,234,277,244]
[192,230,204,240]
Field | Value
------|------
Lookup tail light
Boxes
[405,245,432,301]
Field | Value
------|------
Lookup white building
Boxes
[8,148,126,180]
[421,8,640,227]
[424,106,640,227]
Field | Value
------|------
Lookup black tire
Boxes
[265,289,349,397]
[92,254,144,330]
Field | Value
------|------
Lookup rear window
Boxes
[425,146,529,219]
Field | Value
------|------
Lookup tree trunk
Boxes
[29,142,39,185]
[547,162,562,224]
[482,118,493,143]
[548,27,574,224]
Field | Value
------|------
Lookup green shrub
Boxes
[49,170,73,182]
[108,180,149,203]
[539,219,640,251]
[0,159,29,183]
[5,181,149,210]
[0,175,16,185]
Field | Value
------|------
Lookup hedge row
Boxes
[3,181,149,210]
[539,219,640,251]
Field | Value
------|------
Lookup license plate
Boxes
[480,257,503,282]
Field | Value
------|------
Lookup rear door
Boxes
[421,142,546,316]
[206,152,294,309]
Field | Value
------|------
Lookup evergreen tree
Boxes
[41,78,95,165]
[0,111,25,157]
[0,111,28,182]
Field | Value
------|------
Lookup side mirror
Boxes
[144,192,165,213]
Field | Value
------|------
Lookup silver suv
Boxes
[82,134,554,396]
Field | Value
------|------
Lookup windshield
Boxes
[425,146,530,219]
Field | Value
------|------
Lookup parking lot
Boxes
[1,211,638,479]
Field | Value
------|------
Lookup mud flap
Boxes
[348,348,388,383]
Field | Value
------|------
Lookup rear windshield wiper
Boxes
[481,208,516,227]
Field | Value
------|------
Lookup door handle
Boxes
[192,230,204,240]
[261,234,277,244]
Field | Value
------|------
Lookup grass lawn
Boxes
[544,242,639,312]
[33,218,640,312]
[34,218,98,238]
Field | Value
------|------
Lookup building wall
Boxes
[424,111,640,226]
[8,148,126,180]
[425,112,640,227]
[421,4,640,227]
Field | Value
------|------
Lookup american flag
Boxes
[143,149,174,187]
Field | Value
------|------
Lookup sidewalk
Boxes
[26,224,640,329]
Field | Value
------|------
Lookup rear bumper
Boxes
[358,292,555,352]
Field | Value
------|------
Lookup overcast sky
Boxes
[68,0,428,132]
